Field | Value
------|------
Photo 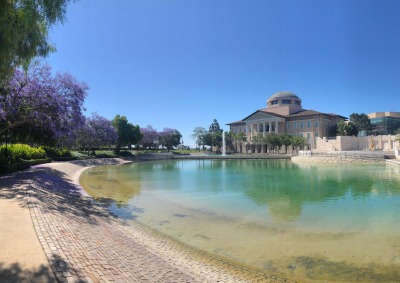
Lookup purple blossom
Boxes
[0,63,88,146]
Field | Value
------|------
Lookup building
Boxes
[227,91,345,144]
[368,112,400,135]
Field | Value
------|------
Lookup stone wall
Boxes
[316,135,399,151]
[293,151,386,163]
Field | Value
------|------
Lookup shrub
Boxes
[41,146,72,158]
[0,144,46,165]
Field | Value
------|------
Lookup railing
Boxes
[298,150,386,160]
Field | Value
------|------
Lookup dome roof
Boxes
[268,91,299,101]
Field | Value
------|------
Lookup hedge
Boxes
[0,144,46,165]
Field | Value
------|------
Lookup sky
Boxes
[47,0,400,148]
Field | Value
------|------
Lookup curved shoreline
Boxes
[1,158,294,283]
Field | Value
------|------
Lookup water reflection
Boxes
[80,164,142,207]
[79,160,400,282]
[81,160,400,222]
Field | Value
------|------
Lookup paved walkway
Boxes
[1,160,295,283]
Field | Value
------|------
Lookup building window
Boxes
[286,122,290,129]
[259,124,264,132]
[293,123,297,129]
[307,133,311,139]
[307,121,311,128]
[271,100,279,105]
[315,132,319,137]
[315,121,319,128]
[300,122,304,129]
[295,100,301,105]
[282,99,291,104]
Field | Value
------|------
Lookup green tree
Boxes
[337,120,358,136]
[112,115,142,153]
[0,0,73,80]
[209,119,223,134]
[234,132,246,142]
[280,134,292,153]
[159,128,182,151]
[349,113,372,135]
[191,127,207,150]
[207,119,223,152]
[291,136,307,148]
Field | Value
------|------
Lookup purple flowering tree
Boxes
[140,125,159,149]
[158,128,182,151]
[0,63,88,146]
[75,113,118,152]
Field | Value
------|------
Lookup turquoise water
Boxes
[80,160,400,282]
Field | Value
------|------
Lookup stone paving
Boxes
[16,163,296,283]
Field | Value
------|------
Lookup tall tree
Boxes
[337,120,358,136]
[349,113,372,135]
[191,127,207,150]
[158,128,182,151]
[0,0,73,80]
[75,113,118,152]
[0,63,88,145]
[140,125,159,149]
[207,119,223,151]
[112,115,142,153]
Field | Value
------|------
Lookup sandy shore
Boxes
[0,158,290,283]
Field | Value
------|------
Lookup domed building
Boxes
[227,91,345,147]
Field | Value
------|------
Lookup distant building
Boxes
[227,91,345,144]
[368,112,400,135]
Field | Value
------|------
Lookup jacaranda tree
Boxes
[159,128,182,151]
[140,125,159,149]
[0,63,88,146]
[75,113,118,152]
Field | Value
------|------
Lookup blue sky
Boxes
[47,0,400,147]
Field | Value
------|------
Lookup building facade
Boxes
[368,112,400,135]
[227,91,345,144]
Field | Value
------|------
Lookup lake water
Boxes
[80,159,400,282]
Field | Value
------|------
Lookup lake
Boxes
[80,159,400,282]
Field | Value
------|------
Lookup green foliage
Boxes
[337,120,358,136]
[204,119,223,151]
[191,127,207,149]
[112,115,143,153]
[232,132,246,142]
[0,0,71,80]
[0,143,46,165]
[41,146,72,159]
[349,113,372,134]
[250,133,306,148]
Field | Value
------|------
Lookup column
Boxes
[276,121,279,133]
[263,122,266,137]
[269,121,272,133]
[250,124,254,140]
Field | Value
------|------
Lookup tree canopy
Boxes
[0,0,72,80]
[349,113,372,135]
[140,125,159,149]
[75,113,118,152]
[191,127,207,150]
[112,115,142,153]
[337,120,358,136]
[0,63,88,146]
[159,128,182,151]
